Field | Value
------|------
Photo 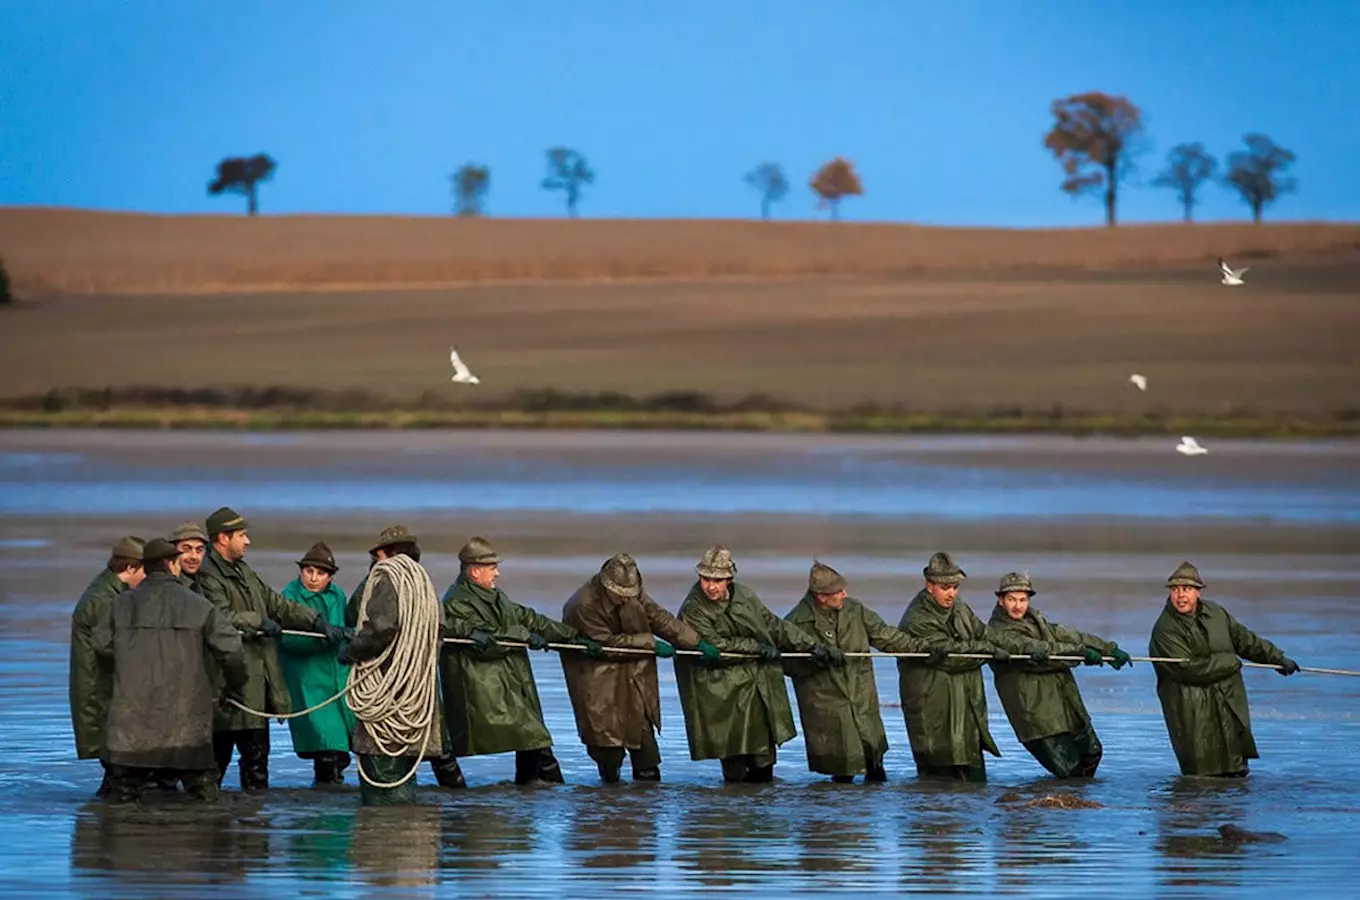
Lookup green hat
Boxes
[205,507,249,537]
[995,572,1035,596]
[695,545,737,580]
[297,541,338,573]
[370,525,419,555]
[923,551,966,585]
[808,560,847,595]
[1165,561,1205,589]
[110,535,146,561]
[599,552,642,598]
[458,536,501,566]
[168,521,209,545]
[141,538,180,563]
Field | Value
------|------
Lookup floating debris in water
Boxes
[1218,824,1287,843]
[995,791,1102,810]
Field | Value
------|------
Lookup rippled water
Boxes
[1,431,1357,897]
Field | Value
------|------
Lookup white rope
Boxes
[345,555,442,790]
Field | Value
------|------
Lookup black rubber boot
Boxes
[831,774,856,784]
[239,730,270,793]
[743,764,775,784]
[632,767,661,782]
[597,762,622,783]
[865,762,888,783]
[429,753,467,789]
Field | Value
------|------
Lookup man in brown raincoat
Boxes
[785,560,944,783]
[675,545,843,783]
[896,551,1008,782]
[561,553,722,783]
[69,536,145,797]
[1149,561,1299,777]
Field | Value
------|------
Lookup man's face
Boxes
[814,588,847,610]
[176,539,206,575]
[700,576,731,601]
[120,564,146,589]
[468,563,499,589]
[215,529,251,562]
[1169,585,1200,614]
[605,589,629,606]
[300,565,333,593]
[925,580,959,610]
[999,591,1030,620]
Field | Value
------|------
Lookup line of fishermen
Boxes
[70,507,1302,805]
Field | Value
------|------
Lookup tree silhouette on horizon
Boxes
[1225,134,1297,223]
[809,158,863,221]
[745,162,789,220]
[207,154,276,217]
[1043,92,1145,227]
[1152,143,1218,223]
[541,148,594,217]
[451,163,491,216]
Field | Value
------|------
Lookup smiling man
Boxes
[1149,561,1299,778]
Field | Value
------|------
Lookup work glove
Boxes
[1081,646,1105,666]
[313,615,346,647]
[527,633,550,651]
[654,639,676,659]
[336,643,353,666]
[469,629,496,652]
[927,646,949,665]
[1109,647,1132,670]
[342,626,356,641]
[1028,644,1050,663]
[257,617,282,639]
[811,644,846,667]
[579,638,605,659]
[756,642,781,662]
[697,640,723,663]
[1277,657,1300,676]
[991,646,1011,663]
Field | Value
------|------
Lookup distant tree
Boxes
[1224,134,1297,223]
[541,147,594,218]
[451,163,491,217]
[809,157,863,221]
[745,162,789,221]
[207,154,277,216]
[1152,143,1218,223]
[0,256,10,306]
[1042,92,1145,227]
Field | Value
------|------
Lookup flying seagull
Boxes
[449,347,481,385]
[1129,373,1148,392]
[1218,258,1249,286]
[1176,435,1208,456]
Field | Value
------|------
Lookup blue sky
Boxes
[2,1,1356,226]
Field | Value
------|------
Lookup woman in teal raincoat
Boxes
[279,542,356,784]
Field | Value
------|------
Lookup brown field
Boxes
[0,209,1357,416]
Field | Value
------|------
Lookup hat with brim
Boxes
[370,525,419,555]
[141,538,180,563]
[206,507,249,537]
[923,551,966,585]
[809,560,847,595]
[995,572,1035,596]
[600,553,642,599]
[168,522,209,545]
[458,536,502,566]
[695,545,737,580]
[297,541,338,574]
[1165,561,1206,589]
[110,535,146,561]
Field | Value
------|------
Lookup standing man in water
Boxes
[1149,562,1299,777]
[69,536,145,797]
[896,552,1008,782]
[985,572,1132,778]
[675,545,842,783]
[197,506,347,791]
[169,521,210,593]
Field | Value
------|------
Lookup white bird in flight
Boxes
[449,347,481,384]
[1129,374,1148,392]
[1218,258,1249,286]
[1176,436,1208,456]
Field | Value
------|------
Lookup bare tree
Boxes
[541,148,594,217]
[1224,134,1296,223]
[451,163,491,217]
[1152,143,1218,223]
[207,154,277,216]
[1042,92,1145,227]
[809,157,863,221]
[745,163,789,221]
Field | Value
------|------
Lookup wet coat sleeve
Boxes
[509,597,581,644]
[258,572,325,630]
[985,622,1075,673]
[570,594,650,649]
[205,606,249,688]
[643,595,702,649]
[1226,611,1286,667]
[679,597,761,657]
[908,607,989,673]
[1150,623,1242,686]
[348,573,400,663]
[762,604,818,653]
[91,603,115,660]
[198,570,263,632]
[1049,621,1115,656]
[278,585,329,656]
[864,607,931,654]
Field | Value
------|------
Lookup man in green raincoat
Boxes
[440,536,604,785]
[786,561,944,783]
[279,541,357,785]
[985,572,1132,778]
[69,536,145,797]
[1149,561,1299,777]
[197,507,347,791]
[675,545,843,783]
[896,551,1008,782]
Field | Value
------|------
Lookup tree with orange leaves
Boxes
[810,157,863,221]
[1043,93,1145,227]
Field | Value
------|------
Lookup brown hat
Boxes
[297,541,338,573]
[995,572,1035,596]
[110,536,146,561]
[205,507,249,537]
[808,560,847,595]
[695,545,737,580]
[168,522,209,545]
[599,553,642,598]
[370,525,419,555]
[923,551,966,585]
[141,538,180,563]
[1165,561,1205,589]
[458,536,501,566]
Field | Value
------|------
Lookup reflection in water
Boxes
[350,804,443,888]
[69,801,252,889]
[790,787,876,877]
[562,790,659,870]
[1152,777,1260,892]
[675,787,795,888]
[898,815,981,892]
[440,795,539,871]
[282,808,353,875]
